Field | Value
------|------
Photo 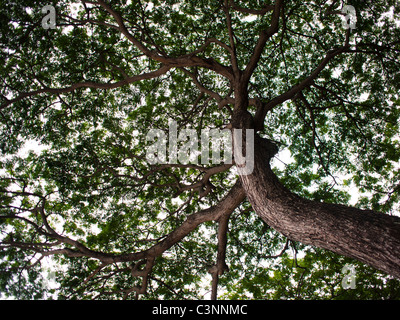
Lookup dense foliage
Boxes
[1,0,400,299]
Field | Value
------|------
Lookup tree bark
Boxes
[238,135,400,278]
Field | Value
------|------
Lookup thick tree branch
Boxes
[241,0,284,85]
[1,180,245,266]
[209,213,231,300]
[254,45,348,131]
[92,0,234,80]
[117,180,245,264]
[1,65,172,110]
[223,0,240,77]
[294,91,338,183]
[0,1,239,110]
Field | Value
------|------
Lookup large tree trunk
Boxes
[238,134,400,278]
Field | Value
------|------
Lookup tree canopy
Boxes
[1,0,400,300]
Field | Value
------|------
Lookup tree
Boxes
[1,0,400,300]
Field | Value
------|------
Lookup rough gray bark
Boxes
[238,134,400,278]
